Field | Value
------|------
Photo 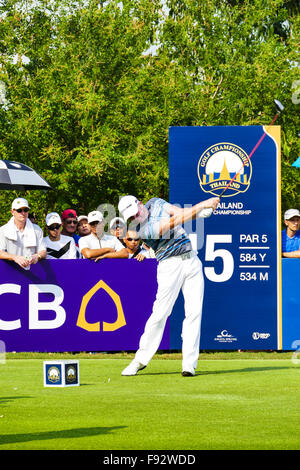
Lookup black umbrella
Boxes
[0,160,52,190]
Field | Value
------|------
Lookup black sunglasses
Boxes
[126,237,140,242]
[48,224,61,231]
[15,208,29,213]
[89,221,99,226]
[65,219,78,225]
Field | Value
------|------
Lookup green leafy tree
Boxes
[159,0,300,216]
[0,0,298,230]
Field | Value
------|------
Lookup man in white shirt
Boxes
[43,212,77,259]
[94,229,149,262]
[0,197,46,269]
[79,210,128,260]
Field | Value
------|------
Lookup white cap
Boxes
[46,212,61,226]
[109,217,125,229]
[88,210,103,224]
[12,197,30,210]
[284,209,300,220]
[78,215,88,223]
[118,196,139,222]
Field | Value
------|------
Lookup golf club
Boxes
[219,99,284,197]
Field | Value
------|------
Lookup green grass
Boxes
[0,352,300,450]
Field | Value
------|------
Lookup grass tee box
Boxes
[43,360,79,387]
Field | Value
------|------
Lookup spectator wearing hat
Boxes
[79,210,128,260]
[61,209,80,243]
[43,212,77,259]
[0,197,46,269]
[110,217,126,246]
[282,209,300,258]
[77,215,91,238]
[61,208,81,258]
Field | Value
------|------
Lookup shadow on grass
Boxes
[197,365,295,376]
[0,396,32,405]
[137,365,294,377]
[0,426,126,445]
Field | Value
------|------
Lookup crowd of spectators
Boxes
[0,197,154,269]
[0,197,299,270]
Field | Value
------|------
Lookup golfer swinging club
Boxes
[118,194,220,377]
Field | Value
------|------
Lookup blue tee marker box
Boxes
[43,360,80,387]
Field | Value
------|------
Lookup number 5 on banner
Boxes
[204,235,234,282]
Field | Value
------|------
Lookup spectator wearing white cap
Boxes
[282,209,300,258]
[43,212,77,259]
[77,215,91,238]
[79,210,128,260]
[109,217,126,246]
[0,197,46,269]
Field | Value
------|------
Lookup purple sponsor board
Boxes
[0,259,169,352]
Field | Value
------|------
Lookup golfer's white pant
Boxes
[135,253,204,372]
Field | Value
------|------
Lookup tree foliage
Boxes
[0,0,299,228]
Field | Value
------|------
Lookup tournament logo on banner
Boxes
[197,142,252,197]
[47,365,61,383]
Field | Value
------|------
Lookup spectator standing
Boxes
[282,209,300,258]
[110,217,126,246]
[61,209,80,243]
[61,208,81,258]
[77,215,91,238]
[95,229,148,261]
[0,197,46,269]
[79,210,128,260]
[43,212,77,259]
[123,230,149,261]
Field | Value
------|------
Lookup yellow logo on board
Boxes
[76,280,126,332]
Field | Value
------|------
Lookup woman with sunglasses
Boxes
[0,197,46,269]
[43,212,77,259]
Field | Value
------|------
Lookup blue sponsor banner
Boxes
[169,126,281,350]
[0,259,166,352]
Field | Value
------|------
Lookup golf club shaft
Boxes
[219,112,280,197]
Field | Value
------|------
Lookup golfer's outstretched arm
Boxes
[159,197,220,236]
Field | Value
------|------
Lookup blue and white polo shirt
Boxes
[137,198,192,262]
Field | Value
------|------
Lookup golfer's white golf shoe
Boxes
[121,359,146,376]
